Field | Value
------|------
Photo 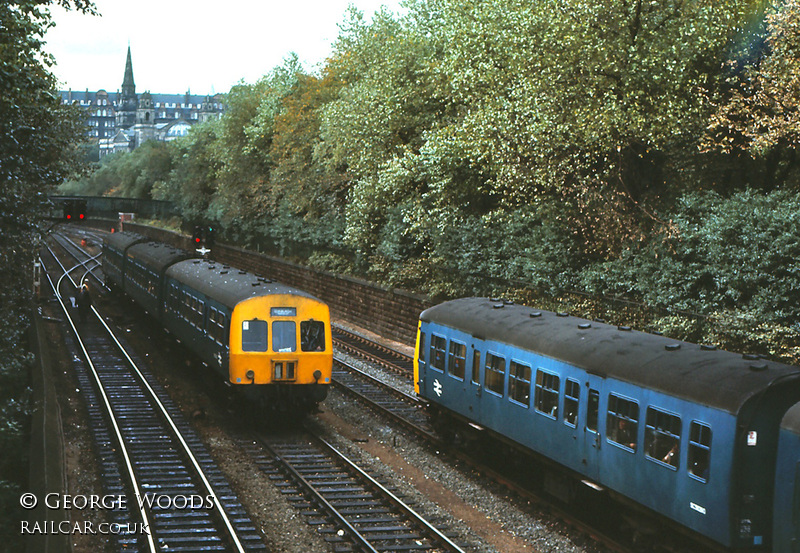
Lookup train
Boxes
[413,297,800,552]
[103,231,333,414]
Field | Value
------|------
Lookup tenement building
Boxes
[60,46,224,157]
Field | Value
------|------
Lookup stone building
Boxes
[60,46,224,157]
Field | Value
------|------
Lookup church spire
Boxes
[121,44,136,101]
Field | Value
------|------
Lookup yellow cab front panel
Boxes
[228,294,332,386]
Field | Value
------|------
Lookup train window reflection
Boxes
[607,394,639,451]
[645,407,681,469]
[688,421,711,482]
[484,353,506,396]
[430,335,446,372]
[534,369,559,417]
[564,379,580,427]
[509,361,531,407]
[272,321,297,352]
[300,320,325,352]
[242,319,267,352]
[448,341,466,380]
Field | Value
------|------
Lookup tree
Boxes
[0,2,95,550]
[705,0,800,189]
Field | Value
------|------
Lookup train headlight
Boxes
[245,370,255,382]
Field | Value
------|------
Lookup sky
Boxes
[45,0,405,95]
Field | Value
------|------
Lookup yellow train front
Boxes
[161,257,332,415]
[104,234,332,415]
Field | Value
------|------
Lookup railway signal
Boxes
[192,225,204,245]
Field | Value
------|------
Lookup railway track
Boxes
[41,234,267,552]
[332,328,414,379]
[242,428,465,553]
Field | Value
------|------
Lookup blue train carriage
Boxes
[122,241,193,317]
[163,258,333,412]
[774,403,800,552]
[413,297,800,550]
[101,231,146,290]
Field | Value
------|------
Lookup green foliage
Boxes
[580,188,800,333]
[1,1,95,549]
[62,0,800,362]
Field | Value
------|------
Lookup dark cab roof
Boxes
[103,231,146,251]
[166,257,319,310]
[126,241,193,273]
[421,297,800,414]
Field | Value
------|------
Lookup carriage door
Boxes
[581,375,605,481]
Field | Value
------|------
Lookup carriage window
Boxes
[535,370,560,418]
[418,331,426,363]
[509,361,531,407]
[688,422,712,482]
[242,319,267,352]
[607,394,639,452]
[587,389,599,432]
[300,320,326,351]
[645,407,681,469]
[430,335,446,372]
[564,379,580,427]
[471,349,480,384]
[484,353,505,396]
[272,321,296,352]
[448,341,466,380]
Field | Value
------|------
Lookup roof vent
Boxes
[493,303,504,309]
[251,282,261,286]
[665,344,681,351]
[557,312,569,317]
[618,325,631,331]
[529,312,542,318]
[750,362,768,372]
[578,323,591,330]
[742,353,761,361]
[700,344,717,351]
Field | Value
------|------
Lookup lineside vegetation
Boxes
[62,0,800,362]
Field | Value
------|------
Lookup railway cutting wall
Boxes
[115,222,430,346]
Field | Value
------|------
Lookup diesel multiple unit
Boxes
[103,232,332,413]
[414,297,800,551]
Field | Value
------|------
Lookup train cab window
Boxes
[484,353,506,396]
[534,370,560,418]
[418,332,426,363]
[272,321,297,352]
[607,394,639,451]
[448,341,466,380]
[242,319,268,352]
[300,320,326,352]
[688,422,712,482]
[430,335,446,372]
[471,350,480,385]
[645,407,681,469]
[564,379,580,427]
[587,390,599,432]
[509,361,531,407]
